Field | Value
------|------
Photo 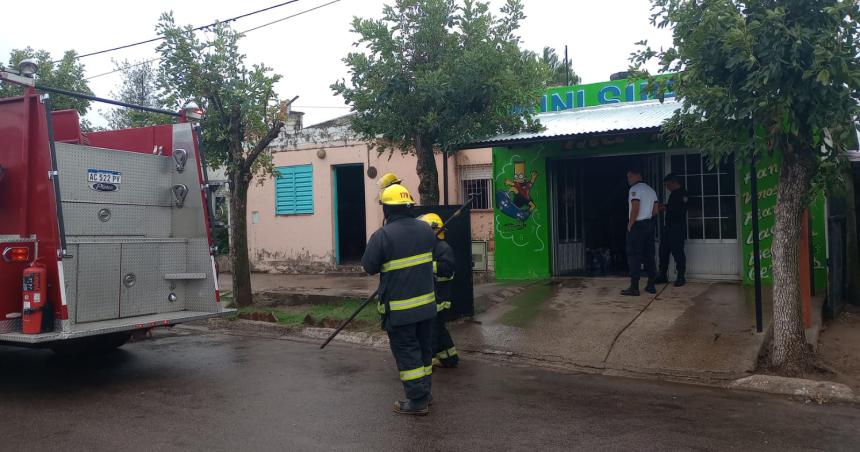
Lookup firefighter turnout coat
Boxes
[362,214,438,326]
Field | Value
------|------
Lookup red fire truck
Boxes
[0,62,228,351]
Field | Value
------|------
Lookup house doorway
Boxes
[333,165,367,264]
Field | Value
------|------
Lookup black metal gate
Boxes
[412,205,474,317]
[827,214,848,318]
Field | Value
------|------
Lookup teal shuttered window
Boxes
[275,165,314,215]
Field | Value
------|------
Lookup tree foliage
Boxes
[156,13,283,178]
[631,0,860,374]
[0,47,94,114]
[155,12,285,308]
[541,47,580,87]
[632,0,859,176]
[332,0,550,205]
[105,59,173,129]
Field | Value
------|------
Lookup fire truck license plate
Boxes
[87,169,122,192]
[87,169,122,184]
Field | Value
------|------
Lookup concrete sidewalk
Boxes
[450,277,773,381]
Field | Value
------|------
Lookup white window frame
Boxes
[665,150,740,244]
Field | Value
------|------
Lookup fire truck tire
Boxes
[49,332,133,355]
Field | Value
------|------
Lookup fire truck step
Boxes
[163,273,208,280]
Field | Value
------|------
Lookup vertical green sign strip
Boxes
[740,152,827,288]
[740,153,780,284]
[492,146,552,279]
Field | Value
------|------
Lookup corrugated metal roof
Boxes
[468,99,680,148]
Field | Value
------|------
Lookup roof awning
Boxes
[462,99,680,149]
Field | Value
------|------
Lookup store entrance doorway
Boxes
[551,153,663,276]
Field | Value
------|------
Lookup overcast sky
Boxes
[0,0,672,127]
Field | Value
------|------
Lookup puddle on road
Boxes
[498,281,559,328]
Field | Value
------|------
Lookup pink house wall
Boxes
[246,140,488,272]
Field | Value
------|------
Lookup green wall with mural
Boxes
[493,146,552,279]
[738,153,828,290]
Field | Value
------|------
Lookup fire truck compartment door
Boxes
[75,243,122,323]
[120,242,187,318]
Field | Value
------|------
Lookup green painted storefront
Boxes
[489,79,828,288]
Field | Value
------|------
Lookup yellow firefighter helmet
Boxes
[379,183,415,206]
[418,212,445,239]
[377,172,402,190]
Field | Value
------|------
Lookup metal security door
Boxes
[642,154,664,246]
[412,205,474,317]
[642,153,665,212]
[826,213,848,318]
[550,160,585,275]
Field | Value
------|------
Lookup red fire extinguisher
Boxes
[22,263,47,334]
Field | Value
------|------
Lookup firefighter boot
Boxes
[393,399,430,416]
[654,272,669,284]
[674,272,686,287]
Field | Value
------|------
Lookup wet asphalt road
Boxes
[0,328,858,452]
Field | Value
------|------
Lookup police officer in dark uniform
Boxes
[656,174,688,287]
[362,183,438,416]
[418,213,459,368]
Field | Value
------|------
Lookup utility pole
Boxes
[565,45,570,86]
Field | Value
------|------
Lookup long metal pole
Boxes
[35,84,180,117]
[42,94,69,258]
[319,289,378,350]
[565,45,570,86]
[750,155,764,333]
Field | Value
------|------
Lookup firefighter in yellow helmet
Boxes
[418,213,459,368]
[362,183,437,415]
[377,172,402,190]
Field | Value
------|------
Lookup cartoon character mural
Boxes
[496,161,538,223]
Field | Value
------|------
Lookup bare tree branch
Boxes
[245,121,284,171]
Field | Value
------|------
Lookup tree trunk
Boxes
[229,171,253,308]
[415,135,439,206]
[770,152,814,375]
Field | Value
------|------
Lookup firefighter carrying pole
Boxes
[319,191,472,351]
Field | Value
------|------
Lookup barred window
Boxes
[462,178,492,210]
[460,165,493,210]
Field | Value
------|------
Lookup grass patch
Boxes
[498,281,555,328]
[235,299,381,332]
[219,291,234,308]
